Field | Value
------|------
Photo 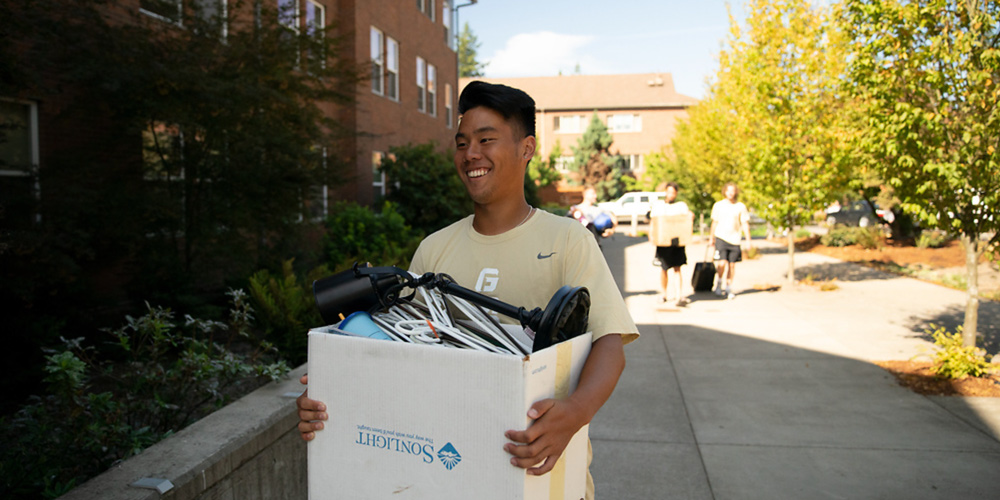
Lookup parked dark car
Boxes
[825,200,892,227]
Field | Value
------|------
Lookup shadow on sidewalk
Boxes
[591,322,1000,499]
[907,302,1000,356]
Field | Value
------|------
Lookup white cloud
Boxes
[484,31,602,77]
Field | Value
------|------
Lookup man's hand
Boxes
[296,374,328,441]
[503,398,588,475]
[503,334,625,475]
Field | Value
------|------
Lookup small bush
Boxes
[855,227,884,250]
[821,226,857,247]
[0,293,289,498]
[323,201,424,271]
[795,228,813,239]
[249,259,329,365]
[928,325,993,379]
[916,229,952,249]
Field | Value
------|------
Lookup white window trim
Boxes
[445,83,453,128]
[386,37,400,101]
[416,56,426,113]
[279,0,300,32]
[0,97,41,222]
[371,27,385,96]
[372,151,386,199]
[140,0,182,24]
[427,64,437,117]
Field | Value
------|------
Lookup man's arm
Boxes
[503,333,625,475]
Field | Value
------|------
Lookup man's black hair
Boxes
[665,181,680,191]
[458,81,536,138]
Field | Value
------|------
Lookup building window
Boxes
[445,83,453,128]
[608,114,642,133]
[417,0,435,21]
[554,115,584,134]
[623,154,643,172]
[443,1,452,46]
[305,1,325,69]
[416,57,426,112]
[371,27,384,95]
[386,37,399,100]
[140,0,181,22]
[0,98,39,227]
[278,0,299,31]
[372,151,386,201]
[427,64,437,117]
[555,156,574,173]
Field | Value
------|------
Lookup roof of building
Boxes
[459,73,698,111]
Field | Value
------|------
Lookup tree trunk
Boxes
[960,234,981,348]
[787,219,795,285]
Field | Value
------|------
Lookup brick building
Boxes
[460,73,697,181]
[0,0,458,220]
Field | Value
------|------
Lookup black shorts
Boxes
[655,246,687,269]
[714,239,742,263]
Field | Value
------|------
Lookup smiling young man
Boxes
[296,81,638,499]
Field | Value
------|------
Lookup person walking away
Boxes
[296,81,639,500]
[650,182,692,306]
[708,182,752,299]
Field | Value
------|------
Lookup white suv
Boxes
[598,191,665,222]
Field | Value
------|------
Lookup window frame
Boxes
[278,0,300,32]
[386,37,400,101]
[416,56,426,113]
[426,64,437,117]
[0,97,41,224]
[445,83,453,128]
[370,27,385,96]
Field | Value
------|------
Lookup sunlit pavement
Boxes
[588,231,1000,499]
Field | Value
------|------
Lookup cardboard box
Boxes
[649,214,693,247]
[307,328,593,500]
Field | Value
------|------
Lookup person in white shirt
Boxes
[650,182,692,306]
[708,182,752,299]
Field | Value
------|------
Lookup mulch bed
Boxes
[876,360,1000,397]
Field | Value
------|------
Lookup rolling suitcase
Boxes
[691,247,716,292]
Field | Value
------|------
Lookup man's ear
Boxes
[521,136,536,161]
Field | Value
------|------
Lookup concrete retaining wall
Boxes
[58,365,309,500]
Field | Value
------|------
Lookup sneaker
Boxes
[675,298,689,307]
[713,283,725,296]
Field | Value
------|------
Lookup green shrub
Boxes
[855,227,884,250]
[795,228,813,238]
[928,325,993,379]
[248,259,329,364]
[323,201,424,271]
[916,229,952,249]
[0,293,288,498]
[378,142,472,235]
[821,226,858,246]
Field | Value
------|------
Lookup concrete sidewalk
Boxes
[589,234,1000,499]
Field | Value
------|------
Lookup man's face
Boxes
[724,185,738,202]
[583,188,597,204]
[454,106,533,206]
[665,186,678,203]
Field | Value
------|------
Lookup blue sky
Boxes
[457,0,749,99]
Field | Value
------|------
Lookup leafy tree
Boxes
[458,22,487,78]
[701,0,851,284]
[570,112,627,201]
[525,140,564,207]
[841,0,1000,346]
[644,149,716,216]
[0,0,361,408]
[529,140,565,189]
[378,142,472,235]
